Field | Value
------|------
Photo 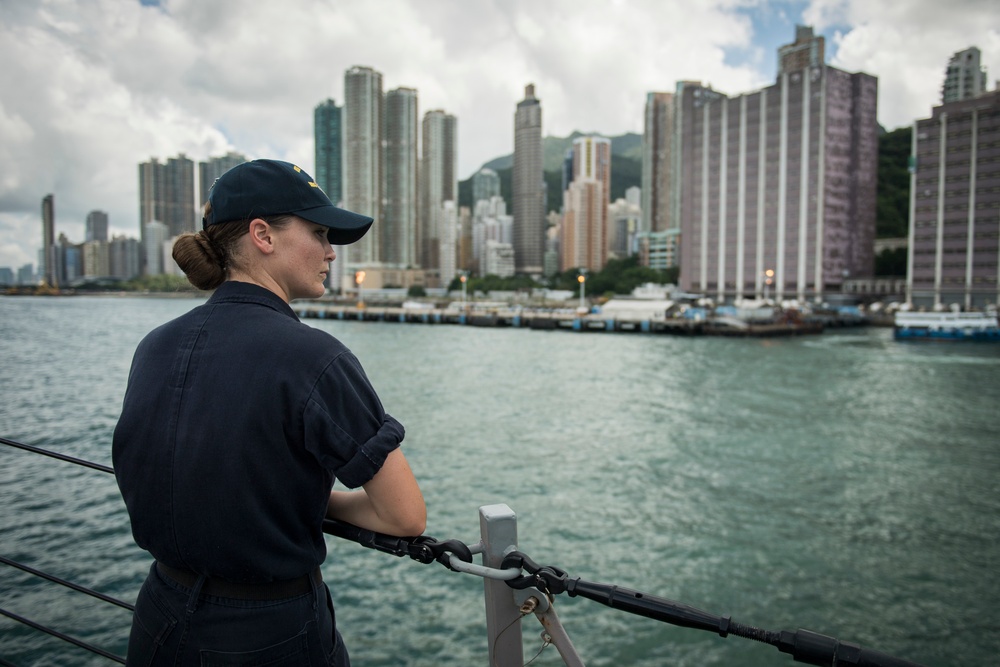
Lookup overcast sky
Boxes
[1,0,997,270]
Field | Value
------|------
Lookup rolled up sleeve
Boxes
[302,351,405,488]
[334,414,404,488]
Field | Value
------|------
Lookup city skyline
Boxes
[1,1,998,269]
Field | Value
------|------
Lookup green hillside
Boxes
[480,131,641,172]
[877,126,911,239]
[459,131,643,211]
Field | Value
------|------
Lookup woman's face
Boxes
[269,217,336,302]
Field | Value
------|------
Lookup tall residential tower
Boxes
[675,26,878,302]
[41,194,55,287]
[198,152,246,211]
[314,99,344,206]
[384,88,419,268]
[138,153,196,274]
[908,88,1000,308]
[138,154,196,239]
[420,109,458,285]
[513,84,545,276]
[641,92,674,234]
[85,210,109,242]
[561,135,611,271]
[343,66,384,268]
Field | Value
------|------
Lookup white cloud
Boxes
[0,0,997,269]
[806,0,1000,130]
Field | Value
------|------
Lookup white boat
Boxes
[893,311,1000,341]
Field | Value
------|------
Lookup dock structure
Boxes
[295,304,836,337]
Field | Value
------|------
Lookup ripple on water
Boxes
[1,299,997,666]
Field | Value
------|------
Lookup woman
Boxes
[112,159,426,666]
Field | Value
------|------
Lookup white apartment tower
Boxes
[419,109,457,284]
[384,87,419,268]
[942,47,989,104]
[343,66,384,268]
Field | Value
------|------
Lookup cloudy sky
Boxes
[1,0,997,270]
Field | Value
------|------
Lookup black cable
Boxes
[1,437,126,665]
[0,608,125,665]
[0,437,114,475]
[2,437,931,667]
[0,555,133,612]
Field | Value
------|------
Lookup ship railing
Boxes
[1,436,928,667]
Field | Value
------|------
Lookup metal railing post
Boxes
[480,504,522,666]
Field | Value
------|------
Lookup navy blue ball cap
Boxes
[203,159,373,245]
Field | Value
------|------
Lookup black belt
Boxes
[156,562,322,601]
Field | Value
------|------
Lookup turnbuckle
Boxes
[501,551,570,596]
[410,536,474,572]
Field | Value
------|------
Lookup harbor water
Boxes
[1,295,998,666]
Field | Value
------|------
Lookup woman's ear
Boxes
[247,218,275,254]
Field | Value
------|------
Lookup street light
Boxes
[460,273,467,308]
[355,270,366,308]
[578,271,587,312]
[764,269,774,301]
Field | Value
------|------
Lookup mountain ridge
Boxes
[458,131,643,211]
[478,131,643,173]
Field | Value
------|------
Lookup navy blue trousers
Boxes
[126,563,350,666]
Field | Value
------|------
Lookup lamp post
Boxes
[578,270,587,313]
[355,270,366,309]
[460,273,467,309]
[764,269,774,302]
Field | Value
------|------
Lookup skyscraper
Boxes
[908,88,1000,308]
[343,66,384,268]
[384,88,419,268]
[513,84,545,276]
[314,99,343,206]
[82,240,110,277]
[143,220,168,276]
[942,47,989,103]
[561,136,611,271]
[109,235,141,280]
[56,233,81,286]
[198,152,246,211]
[85,210,109,242]
[41,194,56,287]
[138,154,197,274]
[675,26,878,302]
[439,201,458,286]
[472,168,501,206]
[473,196,513,276]
[420,109,457,282]
[641,92,674,234]
[609,188,642,259]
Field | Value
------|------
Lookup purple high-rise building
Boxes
[908,88,1000,308]
[675,26,878,303]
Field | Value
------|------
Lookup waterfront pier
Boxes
[294,304,840,337]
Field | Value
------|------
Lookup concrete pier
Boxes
[295,304,844,337]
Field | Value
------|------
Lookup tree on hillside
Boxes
[875,247,907,276]
[554,256,677,297]
[877,127,911,238]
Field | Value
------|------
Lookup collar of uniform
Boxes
[208,281,300,320]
